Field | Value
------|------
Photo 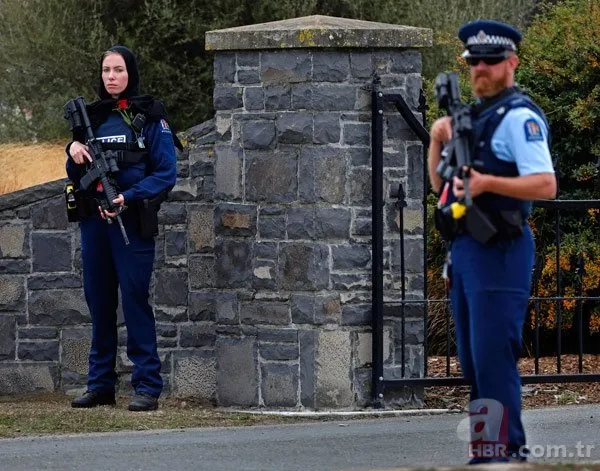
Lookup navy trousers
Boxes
[450,226,534,458]
[80,213,162,397]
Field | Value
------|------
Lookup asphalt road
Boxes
[0,405,598,471]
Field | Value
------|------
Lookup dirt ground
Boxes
[424,354,600,410]
[0,142,66,195]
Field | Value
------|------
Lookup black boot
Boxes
[128,393,158,411]
[71,390,116,408]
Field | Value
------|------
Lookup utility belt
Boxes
[434,202,525,245]
[64,180,167,239]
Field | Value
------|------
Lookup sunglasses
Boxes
[466,56,507,66]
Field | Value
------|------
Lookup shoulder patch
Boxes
[524,118,543,142]
[160,119,172,134]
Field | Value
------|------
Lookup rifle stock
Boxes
[64,97,130,245]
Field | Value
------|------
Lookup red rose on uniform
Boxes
[117,99,128,110]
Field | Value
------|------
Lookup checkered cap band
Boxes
[466,30,516,51]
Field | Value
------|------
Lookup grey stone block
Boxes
[341,304,371,326]
[27,274,82,290]
[172,350,216,400]
[299,330,317,407]
[261,51,311,84]
[18,341,59,361]
[0,275,25,311]
[0,259,30,274]
[237,52,259,68]
[154,270,188,306]
[213,86,243,110]
[261,363,298,407]
[392,238,423,274]
[313,112,341,144]
[316,330,352,408]
[259,214,285,239]
[166,231,187,257]
[253,241,278,260]
[215,145,242,200]
[260,343,298,361]
[154,306,188,323]
[348,168,372,205]
[256,328,298,343]
[280,243,329,291]
[159,203,187,225]
[313,52,349,82]
[264,86,291,110]
[245,149,297,203]
[156,323,177,338]
[0,364,57,394]
[315,208,351,239]
[299,147,346,204]
[311,85,356,111]
[240,302,290,326]
[0,315,15,360]
[32,233,71,272]
[276,113,312,144]
[330,274,371,291]
[390,51,422,74]
[31,197,68,230]
[179,324,216,348]
[343,123,370,146]
[287,208,315,240]
[352,218,372,237]
[384,144,407,168]
[29,289,88,325]
[0,224,28,258]
[291,295,341,325]
[213,53,236,83]
[215,203,257,238]
[244,87,264,111]
[188,205,214,253]
[348,147,370,166]
[215,240,252,289]
[217,337,258,406]
[407,144,424,199]
[189,255,215,289]
[291,84,311,110]
[242,120,276,150]
[18,326,57,340]
[332,244,371,270]
[350,53,373,78]
[188,291,237,323]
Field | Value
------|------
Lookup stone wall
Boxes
[0,15,431,408]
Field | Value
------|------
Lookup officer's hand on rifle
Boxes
[68,141,93,165]
[452,166,489,199]
[430,116,453,144]
[98,194,125,220]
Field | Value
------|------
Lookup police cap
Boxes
[458,20,522,60]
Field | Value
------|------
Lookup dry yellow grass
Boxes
[0,142,67,195]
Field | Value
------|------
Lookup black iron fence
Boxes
[370,77,600,405]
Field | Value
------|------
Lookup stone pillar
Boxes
[196,15,432,408]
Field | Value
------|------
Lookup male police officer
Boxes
[428,20,556,463]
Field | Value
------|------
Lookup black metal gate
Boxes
[370,77,600,405]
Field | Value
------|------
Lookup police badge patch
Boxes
[524,118,543,142]
[160,119,172,134]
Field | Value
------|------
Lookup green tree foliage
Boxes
[0,0,539,143]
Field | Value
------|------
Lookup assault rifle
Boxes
[64,97,130,245]
[434,72,474,207]
[433,72,497,244]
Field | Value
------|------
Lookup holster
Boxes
[136,191,168,239]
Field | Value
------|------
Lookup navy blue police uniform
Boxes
[66,46,177,410]
[447,21,554,462]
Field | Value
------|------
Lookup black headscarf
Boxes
[98,45,140,99]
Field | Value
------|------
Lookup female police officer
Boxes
[428,21,556,463]
[66,45,177,411]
